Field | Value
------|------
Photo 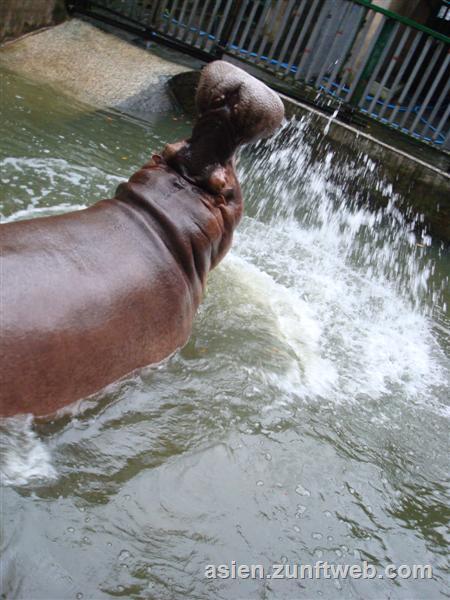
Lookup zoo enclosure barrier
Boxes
[71,0,450,151]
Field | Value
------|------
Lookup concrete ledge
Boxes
[0,19,190,118]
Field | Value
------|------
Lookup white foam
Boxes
[0,415,57,487]
[2,203,88,222]
[0,156,123,220]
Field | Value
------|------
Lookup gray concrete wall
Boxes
[0,0,66,44]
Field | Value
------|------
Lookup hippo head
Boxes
[163,60,284,194]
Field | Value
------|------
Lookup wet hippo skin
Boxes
[0,61,284,417]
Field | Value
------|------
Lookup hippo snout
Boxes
[196,60,285,145]
[163,61,284,193]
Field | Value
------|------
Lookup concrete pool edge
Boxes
[0,19,192,120]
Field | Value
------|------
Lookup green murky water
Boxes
[1,66,449,599]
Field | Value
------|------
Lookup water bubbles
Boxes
[67,527,75,533]
[118,549,131,561]
[312,532,323,540]
[295,484,311,497]
[256,480,264,487]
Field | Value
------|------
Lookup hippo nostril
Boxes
[210,94,225,109]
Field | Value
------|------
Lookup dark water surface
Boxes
[1,67,449,600]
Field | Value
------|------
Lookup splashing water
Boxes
[0,416,57,486]
[231,118,449,415]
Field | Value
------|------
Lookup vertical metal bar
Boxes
[190,0,211,47]
[213,0,235,51]
[422,77,450,138]
[154,0,170,30]
[174,0,190,39]
[335,8,373,97]
[246,0,273,61]
[296,0,333,80]
[357,21,400,108]
[346,15,387,102]
[163,0,181,34]
[265,0,296,69]
[137,0,151,23]
[409,50,450,135]
[287,0,321,77]
[130,0,140,20]
[277,0,308,73]
[340,11,378,98]
[379,29,421,120]
[399,42,443,128]
[247,0,271,58]
[367,24,409,115]
[253,1,285,65]
[129,0,141,21]
[146,0,162,28]
[323,4,366,95]
[314,0,353,88]
[388,35,431,124]
[200,0,222,50]
[432,102,450,142]
[182,0,201,42]
[228,0,249,50]
[238,0,260,51]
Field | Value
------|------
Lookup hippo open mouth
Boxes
[0,61,284,417]
[163,60,284,194]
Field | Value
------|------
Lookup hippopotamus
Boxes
[0,61,284,417]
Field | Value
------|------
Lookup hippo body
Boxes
[0,159,241,417]
[0,61,283,417]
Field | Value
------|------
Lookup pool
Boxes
[1,65,449,599]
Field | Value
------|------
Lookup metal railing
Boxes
[71,0,450,150]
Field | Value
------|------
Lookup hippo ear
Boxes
[196,61,284,145]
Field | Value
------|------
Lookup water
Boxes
[1,66,449,599]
